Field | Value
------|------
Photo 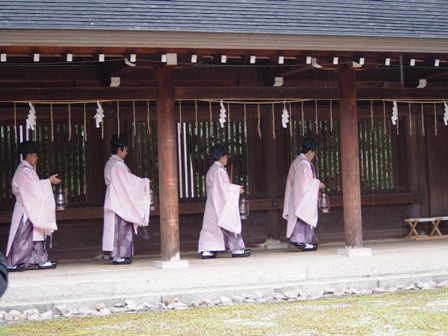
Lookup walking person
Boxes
[283,138,325,251]
[103,134,150,265]
[198,144,251,259]
[6,140,60,272]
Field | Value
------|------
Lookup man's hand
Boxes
[49,174,61,185]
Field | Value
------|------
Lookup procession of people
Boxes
[5,136,326,272]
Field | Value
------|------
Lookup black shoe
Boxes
[288,240,305,251]
[201,252,217,259]
[38,261,58,270]
[113,257,132,265]
[232,249,251,258]
[7,263,25,272]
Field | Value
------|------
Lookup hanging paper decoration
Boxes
[370,100,374,130]
[391,101,398,125]
[444,101,448,126]
[272,103,276,139]
[315,100,319,134]
[26,102,37,131]
[219,100,227,128]
[382,101,387,134]
[281,101,289,128]
[94,101,105,128]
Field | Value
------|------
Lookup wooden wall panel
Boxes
[426,118,448,216]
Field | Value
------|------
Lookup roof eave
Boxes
[1,29,448,54]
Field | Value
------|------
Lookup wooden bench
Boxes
[404,217,448,240]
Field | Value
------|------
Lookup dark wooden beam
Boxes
[0,193,422,223]
[0,88,158,102]
[176,87,448,101]
[0,86,447,103]
[176,87,340,100]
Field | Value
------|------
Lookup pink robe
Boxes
[282,154,320,238]
[6,161,57,257]
[103,155,150,252]
[198,161,242,252]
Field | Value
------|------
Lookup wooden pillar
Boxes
[338,67,363,248]
[261,114,287,239]
[156,66,180,261]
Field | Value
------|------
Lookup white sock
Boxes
[202,251,214,257]
[232,249,244,255]
[304,244,314,249]
[113,257,125,262]
[39,261,52,267]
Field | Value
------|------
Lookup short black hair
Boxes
[300,138,317,154]
[18,140,38,156]
[110,134,128,154]
[210,144,227,161]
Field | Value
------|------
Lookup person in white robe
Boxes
[282,138,325,252]
[6,140,61,272]
[103,134,150,265]
[198,144,251,259]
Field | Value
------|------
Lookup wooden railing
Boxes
[0,192,422,224]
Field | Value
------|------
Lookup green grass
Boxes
[1,288,448,336]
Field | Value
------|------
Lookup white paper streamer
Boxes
[26,103,37,131]
[219,100,227,128]
[391,101,398,125]
[94,101,105,128]
[281,101,289,128]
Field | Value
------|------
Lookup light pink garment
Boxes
[198,161,241,252]
[103,155,150,252]
[6,160,57,256]
[282,154,320,237]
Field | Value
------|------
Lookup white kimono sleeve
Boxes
[19,167,57,232]
[293,161,320,227]
[104,163,150,227]
[212,168,242,234]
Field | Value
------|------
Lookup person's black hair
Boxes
[110,134,128,154]
[300,138,317,154]
[210,144,227,161]
[18,140,38,156]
